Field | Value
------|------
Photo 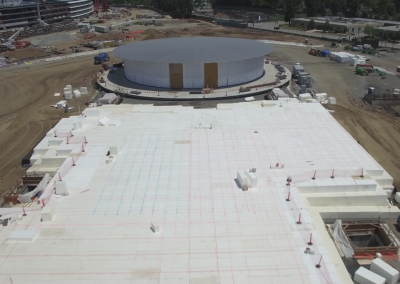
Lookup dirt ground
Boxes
[0,22,399,194]
[0,57,102,193]
[4,21,327,62]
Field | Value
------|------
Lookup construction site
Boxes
[1,4,400,284]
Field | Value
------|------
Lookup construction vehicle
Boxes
[375,69,386,77]
[309,48,321,56]
[331,42,342,48]
[356,67,369,76]
[94,53,110,65]
[0,27,24,50]
[83,34,95,39]
[84,41,103,50]
[356,64,373,69]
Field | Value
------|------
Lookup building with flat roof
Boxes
[0,100,397,283]
[372,25,400,38]
[290,17,384,33]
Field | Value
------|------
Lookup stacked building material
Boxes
[80,87,88,94]
[64,85,72,100]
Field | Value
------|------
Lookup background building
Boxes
[290,17,384,33]
[0,0,93,30]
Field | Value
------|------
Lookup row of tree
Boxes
[212,0,400,21]
[104,0,400,23]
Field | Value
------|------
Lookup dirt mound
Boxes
[142,29,161,35]
[164,29,180,38]
[183,28,189,31]
[215,13,230,19]
[199,30,215,36]
[3,48,50,60]
[143,34,163,40]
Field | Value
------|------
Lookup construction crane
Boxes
[94,0,109,14]
[0,19,7,31]
[0,27,24,50]
[37,18,49,27]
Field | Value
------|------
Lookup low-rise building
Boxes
[290,17,384,33]
[373,25,400,38]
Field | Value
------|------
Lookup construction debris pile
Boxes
[3,19,77,40]
[31,45,66,54]
[142,29,180,40]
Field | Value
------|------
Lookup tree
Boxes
[323,21,330,32]
[330,0,346,15]
[364,25,375,37]
[155,0,193,18]
[305,0,318,16]
[284,0,296,22]
[307,19,316,30]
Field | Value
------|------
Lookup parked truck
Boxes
[94,53,110,65]
[93,25,109,33]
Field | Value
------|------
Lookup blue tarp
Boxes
[321,50,330,57]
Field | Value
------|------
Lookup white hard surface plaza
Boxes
[0,101,396,284]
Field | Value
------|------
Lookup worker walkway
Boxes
[97,63,292,100]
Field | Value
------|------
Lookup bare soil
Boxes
[0,56,106,193]
[3,49,50,60]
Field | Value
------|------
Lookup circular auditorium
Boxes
[113,37,274,89]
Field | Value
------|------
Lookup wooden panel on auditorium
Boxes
[169,63,183,89]
[204,63,218,88]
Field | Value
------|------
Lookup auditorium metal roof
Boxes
[113,37,274,63]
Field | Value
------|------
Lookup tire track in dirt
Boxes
[0,120,45,176]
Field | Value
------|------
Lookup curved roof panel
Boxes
[113,37,274,64]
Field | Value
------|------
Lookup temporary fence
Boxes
[284,182,333,284]
[288,168,364,184]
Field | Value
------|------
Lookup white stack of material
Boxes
[358,59,366,65]
[370,258,399,284]
[79,87,88,94]
[56,100,66,109]
[337,54,349,63]
[395,192,400,203]
[64,92,72,100]
[73,90,81,98]
[98,116,111,126]
[351,58,359,66]
[272,88,289,98]
[354,267,385,284]
[64,86,72,100]
[299,93,312,102]
[98,93,117,104]
[41,206,53,222]
[328,97,336,104]
[315,93,328,102]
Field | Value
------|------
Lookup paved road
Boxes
[249,22,400,49]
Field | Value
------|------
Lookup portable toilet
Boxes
[368,87,375,94]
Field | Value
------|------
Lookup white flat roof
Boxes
[0,101,395,284]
